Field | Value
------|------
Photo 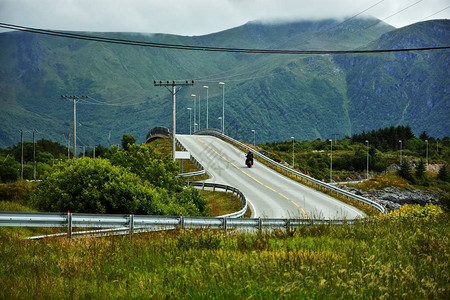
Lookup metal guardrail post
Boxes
[129,214,134,236]
[67,211,72,239]
[286,219,290,231]
[223,217,227,233]
[180,216,184,230]
[258,217,262,232]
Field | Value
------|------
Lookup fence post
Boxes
[223,217,227,233]
[129,214,134,236]
[67,211,72,239]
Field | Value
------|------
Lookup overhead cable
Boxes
[0,22,448,55]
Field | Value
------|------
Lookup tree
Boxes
[121,134,136,151]
[419,131,430,141]
[110,143,180,192]
[0,156,20,183]
[415,159,426,179]
[438,165,448,182]
[398,161,415,183]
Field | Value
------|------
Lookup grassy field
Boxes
[0,205,448,299]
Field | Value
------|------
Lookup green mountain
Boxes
[0,18,448,149]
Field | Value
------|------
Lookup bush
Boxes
[34,158,167,214]
[110,144,181,192]
[33,158,208,216]
[0,181,36,205]
[0,156,20,183]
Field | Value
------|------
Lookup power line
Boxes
[420,6,450,21]
[0,22,448,55]
[364,0,425,30]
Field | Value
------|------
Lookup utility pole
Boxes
[33,129,36,180]
[61,95,88,158]
[66,133,70,159]
[20,130,23,180]
[203,85,209,129]
[332,133,339,145]
[153,80,194,161]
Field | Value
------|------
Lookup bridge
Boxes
[145,126,170,143]
[176,131,373,219]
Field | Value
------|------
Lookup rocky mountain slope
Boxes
[0,18,448,149]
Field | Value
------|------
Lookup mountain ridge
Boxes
[0,18,448,149]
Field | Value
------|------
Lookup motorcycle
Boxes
[245,155,254,168]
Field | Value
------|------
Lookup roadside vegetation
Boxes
[0,204,448,298]
[0,134,246,218]
[0,127,449,298]
[260,126,449,199]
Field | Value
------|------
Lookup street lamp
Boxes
[365,140,369,180]
[252,130,256,146]
[291,136,295,168]
[329,139,333,183]
[187,108,192,135]
[191,94,196,132]
[399,140,403,165]
[219,82,225,135]
[203,86,209,129]
[425,139,428,170]
[218,117,223,132]
[198,95,201,131]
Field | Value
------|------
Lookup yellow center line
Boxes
[253,178,263,185]
[290,200,299,207]
[241,171,252,177]
[279,193,289,200]
[265,185,276,192]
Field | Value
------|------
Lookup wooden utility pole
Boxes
[153,80,194,161]
[61,95,87,158]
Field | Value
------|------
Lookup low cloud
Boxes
[0,0,448,35]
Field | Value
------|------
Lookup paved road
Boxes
[177,135,364,219]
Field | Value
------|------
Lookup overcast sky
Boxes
[0,0,449,36]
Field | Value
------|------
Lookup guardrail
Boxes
[0,211,357,239]
[195,129,385,214]
[186,182,247,218]
[176,170,206,178]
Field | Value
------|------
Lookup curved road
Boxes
[177,134,364,219]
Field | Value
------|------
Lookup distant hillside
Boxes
[0,18,448,149]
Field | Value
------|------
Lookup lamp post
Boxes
[219,82,225,134]
[191,94,196,132]
[252,130,256,146]
[425,139,428,171]
[187,108,192,135]
[329,139,333,183]
[399,140,403,165]
[198,95,201,131]
[366,140,369,180]
[291,136,295,168]
[218,117,223,132]
[203,85,209,129]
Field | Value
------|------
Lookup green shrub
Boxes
[110,144,181,193]
[0,156,20,183]
[33,158,207,216]
[0,181,36,205]
[34,158,166,214]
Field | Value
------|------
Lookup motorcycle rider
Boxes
[246,151,254,166]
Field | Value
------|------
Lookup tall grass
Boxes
[1,206,448,299]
